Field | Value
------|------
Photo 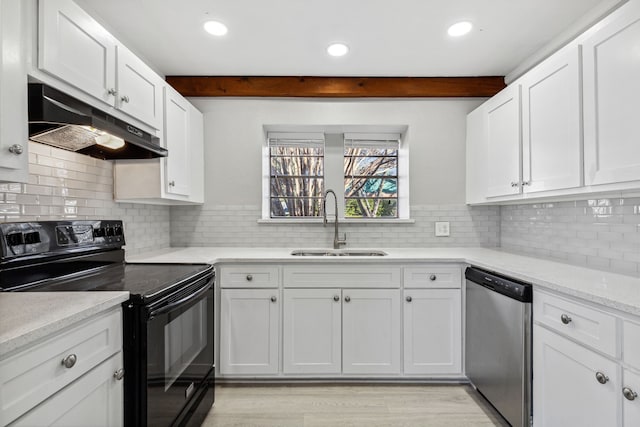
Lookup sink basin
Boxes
[291,249,387,257]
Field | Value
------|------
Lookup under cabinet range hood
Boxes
[28,83,167,160]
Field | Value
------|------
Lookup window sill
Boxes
[257,218,415,225]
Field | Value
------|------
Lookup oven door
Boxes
[144,274,214,426]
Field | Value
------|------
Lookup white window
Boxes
[262,129,409,221]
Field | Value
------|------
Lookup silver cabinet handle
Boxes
[61,354,77,369]
[406,296,412,302]
[522,181,531,186]
[120,95,130,103]
[246,274,253,281]
[623,387,638,401]
[113,369,125,381]
[107,88,117,96]
[510,182,519,187]
[595,371,609,384]
[429,274,437,281]
[560,314,572,325]
[270,296,277,303]
[8,144,23,155]
[344,296,351,303]
[333,295,340,302]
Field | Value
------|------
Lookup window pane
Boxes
[344,178,397,198]
[270,197,323,217]
[271,155,324,177]
[270,146,324,156]
[270,178,324,198]
[345,147,397,157]
[345,199,397,218]
[344,155,397,177]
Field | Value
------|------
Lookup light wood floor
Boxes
[202,384,509,426]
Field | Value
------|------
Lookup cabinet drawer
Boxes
[404,265,461,289]
[0,308,122,426]
[219,265,280,288]
[623,319,640,370]
[283,265,401,288]
[534,291,617,357]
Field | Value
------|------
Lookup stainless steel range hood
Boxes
[28,83,167,160]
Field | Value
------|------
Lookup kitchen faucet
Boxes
[323,189,347,249]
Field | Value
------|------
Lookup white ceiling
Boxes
[76,0,611,78]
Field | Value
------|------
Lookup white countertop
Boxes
[128,247,640,317]
[0,292,129,358]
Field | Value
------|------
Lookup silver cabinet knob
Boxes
[107,88,117,96]
[168,181,176,187]
[510,182,519,187]
[344,296,351,303]
[429,274,437,281]
[113,369,125,381]
[406,296,412,302]
[333,295,340,302]
[595,371,609,384]
[246,274,253,281]
[623,387,638,401]
[270,296,277,303]
[560,314,572,325]
[120,95,130,103]
[8,144,23,155]
[522,181,531,186]
[61,354,77,369]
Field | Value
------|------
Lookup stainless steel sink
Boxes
[291,249,387,257]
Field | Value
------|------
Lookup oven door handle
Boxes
[148,279,213,319]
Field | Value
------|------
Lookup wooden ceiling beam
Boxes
[165,76,505,98]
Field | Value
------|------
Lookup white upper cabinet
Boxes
[465,105,488,204]
[38,0,163,130]
[485,84,522,198]
[583,0,640,186]
[0,0,28,183]
[521,44,583,193]
[164,85,191,197]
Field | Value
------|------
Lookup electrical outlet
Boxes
[435,221,450,237]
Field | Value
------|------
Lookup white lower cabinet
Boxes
[219,289,280,375]
[403,289,461,375]
[534,325,619,426]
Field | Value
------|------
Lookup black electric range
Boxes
[0,220,215,427]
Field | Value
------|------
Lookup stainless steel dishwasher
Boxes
[465,266,533,427]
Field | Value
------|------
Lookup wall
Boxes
[171,98,500,248]
[501,197,640,277]
[0,141,170,255]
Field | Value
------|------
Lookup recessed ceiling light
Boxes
[203,20,228,36]
[327,43,349,57]
[448,21,473,37]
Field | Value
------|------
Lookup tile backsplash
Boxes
[0,142,170,255]
[501,198,640,277]
[169,204,501,248]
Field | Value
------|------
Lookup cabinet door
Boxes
[164,86,191,196]
[465,105,488,204]
[283,289,341,374]
[11,353,123,427]
[187,102,205,203]
[0,0,28,183]
[623,369,640,427]
[583,1,640,186]
[521,45,582,193]
[403,289,461,375]
[485,85,522,197]
[342,289,400,375]
[533,325,619,426]
[220,289,279,375]
[116,45,163,129]
[38,0,116,105]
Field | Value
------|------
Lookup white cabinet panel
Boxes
[534,325,619,427]
[485,85,522,198]
[623,369,640,427]
[342,289,400,375]
[220,289,279,375]
[465,105,487,204]
[219,265,279,288]
[403,265,461,289]
[10,353,123,427]
[39,0,116,105]
[521,45,582,193]
[623,319,640,370]
[164,85,191,197]
[403,289,461,375]
[583,1,640,186]
[283,265,401,288]
[0,0,28,183]
[283,289,341,374]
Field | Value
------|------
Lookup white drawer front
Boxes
[283,265,401,288]
[0,308,122,426]
[623,319,640,370]
[534,291,617,357]
[404,265,461,289]
[219,265,280,288]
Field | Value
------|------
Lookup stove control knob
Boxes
[114,225,123,236]
[106,227,115,237]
